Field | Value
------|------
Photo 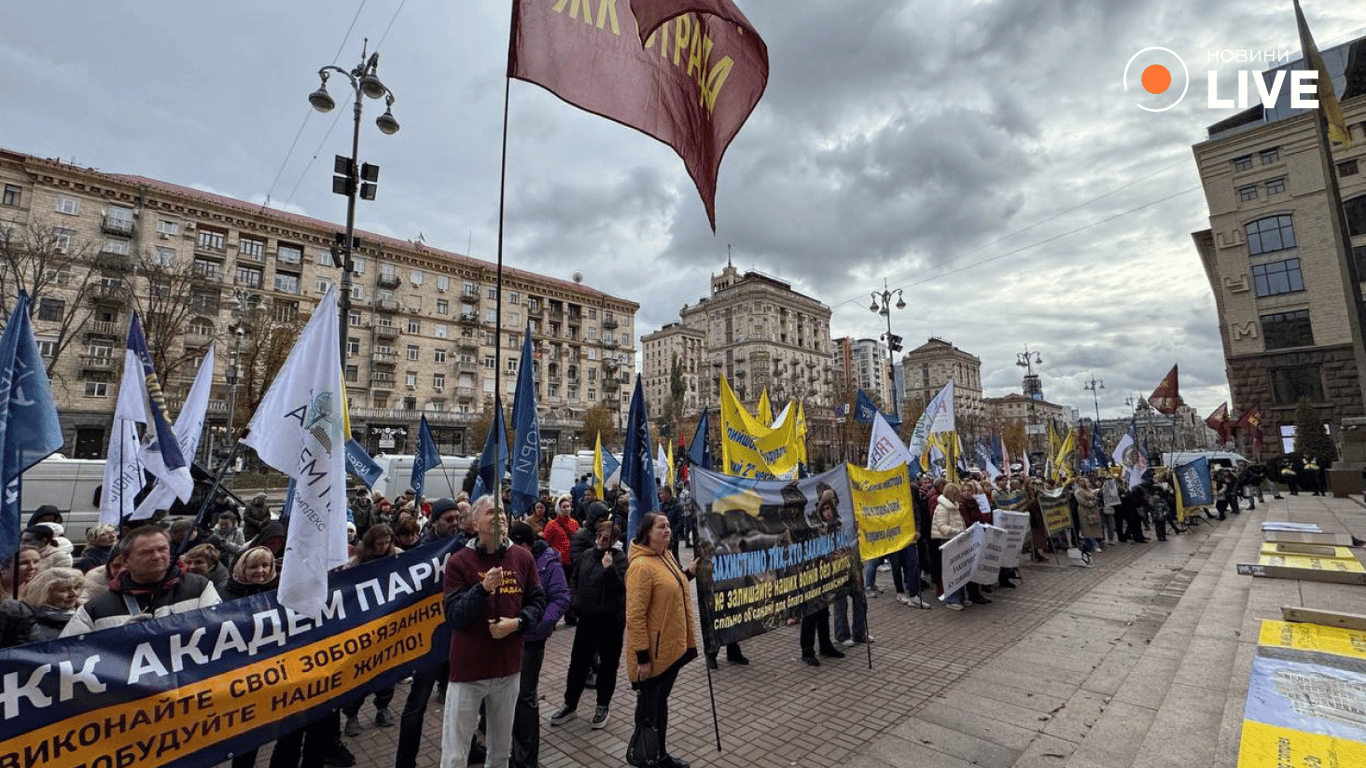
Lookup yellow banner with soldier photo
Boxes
[690,465,860,648]
[0,540,457,768]
[846,464,916,561]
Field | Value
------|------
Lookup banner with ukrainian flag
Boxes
[847,464,916,561]
[719,375,801,479]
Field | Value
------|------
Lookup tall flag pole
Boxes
[686,410,712,470]
[242,286,349,617]
[411,415,443,501]
[508,0,770,229]
[0,292,63,564]
[509,326,540,516]
[472,403,509,504]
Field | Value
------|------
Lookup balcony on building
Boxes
[459,291,480,305]
[100,216,135,238]
[376,271,402,289]
[374,298,400,314]
[373,350,398,367]
[455,361,478,376]
[184,330,214,348]
[80,355,114,372]
[93,251,133,273]
[370,372,396,389]
[86,320,120,338]
[602,338,618,349]
[604,376,621,390]
[456,386,476,402]
[458,312,480,326]
[602,317,618,330]
[87,282,127,304]
[457,338,479,352]
[525,303,544,318]
[374,323,399,341]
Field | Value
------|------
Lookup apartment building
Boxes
[0,148,637,459]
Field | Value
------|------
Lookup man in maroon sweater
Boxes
[440,495,547,768]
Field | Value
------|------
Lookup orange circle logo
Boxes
[1142,65,1171,94]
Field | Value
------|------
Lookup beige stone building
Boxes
[0,148,637,460]
[640,322,706,423]
[1192,37,1366,451]
[901,337,984,426]
[645,262,840,466]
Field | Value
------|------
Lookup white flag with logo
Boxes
[867,412,911,471]
[134,346,215,520]
[907,380,955,458]
[243,288,348,616]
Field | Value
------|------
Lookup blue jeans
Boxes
[833,590,868,643]
[892,544,919,596]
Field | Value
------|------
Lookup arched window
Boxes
[1245,215,1296,255]
[188,317,215,337]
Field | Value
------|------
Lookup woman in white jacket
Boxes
[929,483,967,611]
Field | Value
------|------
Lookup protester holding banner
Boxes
[440,495,547,768]
[625,511,698,768]
[61,526,220,635]
[508,521,571,768]
[931,483,968,610]
[551,517,627,729]
[343,524,403,737]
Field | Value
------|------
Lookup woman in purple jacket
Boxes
[508,522,571,768]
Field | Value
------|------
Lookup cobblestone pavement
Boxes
[258,526,1217,768]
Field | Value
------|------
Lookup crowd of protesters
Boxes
[0,453,1303,768]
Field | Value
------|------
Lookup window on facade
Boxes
[508,291,520,305]
[483,356,495,369]
[408,319,421,334]
[157,219,180,236]
[484,309,497,323]
[37,339,56,358]
[189,289,220,313]
[349,310,362,326]
[1237,185,1258,202]
[1260,147,1280,164]
[196,228,225,252]
[236,265,262,288]
[437,275,450,292]
[1345,195,1366,236]
[52,228,74,253]
[273,300,299,323]
[1245,215,1296,255]
[434,349,447,363]
[192,258,220,279]
[433,373,445,390]
[274,272,300,294]
[102,239,130,255]
[56,196,80,215]
[345,365,359,383]
[3,184,21,207]
[508,312,520,327]
[1251,259,1305,297]
[1265,177,1286,195]
[188,317,215,337]
[1271,365,1324,404]
[1339,159,1359,177]
[1261,309,1314,350]
[410,269,423,285]
[155,247,177,267]
[84,381,109,397]
[407,345,420,361]
[278,243,303,265]
[1232,155,1254,172]
[406,372,418,388]
[239,237,265,261]
[435,324,448,338]
[436,299,449,315]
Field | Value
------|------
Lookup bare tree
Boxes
[0,223,100,377]
[126,246,211,386]
[237,311,306,431]
[663,353,686,441]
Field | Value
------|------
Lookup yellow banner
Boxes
[847,464,916,561]
[1257,619,1366,659]
[719,375,800,478]
[1257,554,1366,573]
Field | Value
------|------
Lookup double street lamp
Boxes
[308,42,400,363]
[869,279,906,420]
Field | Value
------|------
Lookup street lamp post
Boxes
[224,290,263,476]
[869,279,906,420]
[308,41,400,364]
[1016,346,1043,471]
[1084,375,1104,425]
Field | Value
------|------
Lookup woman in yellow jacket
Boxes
[625,511,698,768]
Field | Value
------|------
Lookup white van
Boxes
[21,454,107,541]
[1162,450,1250,471]
[371,454,477,501]
[547,450,619,496]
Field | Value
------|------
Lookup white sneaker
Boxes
[877,562,891,572]
[1094,547,1103,553]
[865,634,875,644]
[895,593,910,605]
[908,595,931,609]
[840,638,855,648]
[946,602,964,611]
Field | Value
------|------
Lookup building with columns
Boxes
[0,147,637,460]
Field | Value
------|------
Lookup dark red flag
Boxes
[1204,402,1229,443]
[509,0,769,229]
[1148,365,1181,415]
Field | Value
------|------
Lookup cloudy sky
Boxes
[4,0,1363,420]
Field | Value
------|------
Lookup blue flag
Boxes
[509,327,540,516]
[0,293,63,561]
[411,415,442,500]
[344,439,383,488]
[621,375,657,540]
[126,313,193,503]
[472,401,508,502]
[855,389,900,430]
[1174,457,1214,506]
[686,410,712,470]
[601,446,620,484]
[1090,424,1110,467]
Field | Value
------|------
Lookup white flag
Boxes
[656,443,669,486]
[907,380,955,457]
[867,412,911,471]
[1112,427,1145,489]
[133,346,215,520]
[243,288,348,616]
[98,420,143,526]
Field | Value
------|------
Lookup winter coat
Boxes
[525,541,571,643]
[442,539,546,683]
[61,567,220,636]
[28,604,75,642]
[570,541,627,617]
[1074,486,1104,539]
[243,495,272,540]
[625,545,697,685]
[571,504,610,567]
[542,515,578,566]
[0,600,34,649]
[931,495,964,540]
[75,545,112,573]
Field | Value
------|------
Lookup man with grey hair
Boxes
[440,496,547,768]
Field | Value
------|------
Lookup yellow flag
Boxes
[757,389,773,426]
[795,400,809,467]
[1294,0,1352,147]
[719,376,800,478]
[594,432,605,497]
